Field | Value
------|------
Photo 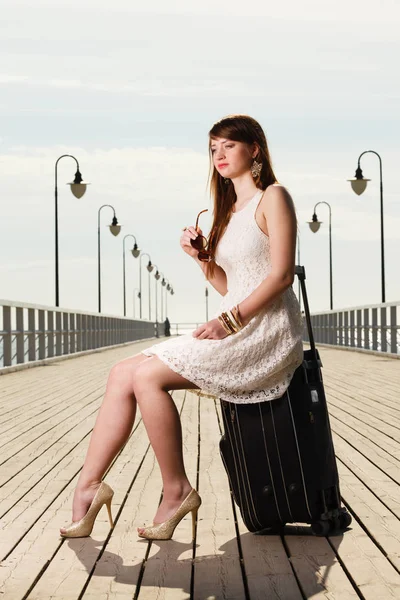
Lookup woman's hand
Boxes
[180,225,202,259]
[192,318,228,340]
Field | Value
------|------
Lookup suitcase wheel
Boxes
[338,510,352,530]
[311,520,330,536]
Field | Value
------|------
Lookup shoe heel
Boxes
[191,507,199,540]
[105,497,114,527]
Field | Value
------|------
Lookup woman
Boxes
[59,114,304,541]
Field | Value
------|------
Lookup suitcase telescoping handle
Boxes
[295,265,317,359]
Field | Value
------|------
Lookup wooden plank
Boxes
[329,408,400,460]
[193,394,246,600]
[338,460,400,571]
[327,394,400,440]
[286,531,359,599]
[332,422,400,490]
[237,517,303,599]
[328,510,400,599]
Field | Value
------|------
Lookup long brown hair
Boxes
[205,114,279,278]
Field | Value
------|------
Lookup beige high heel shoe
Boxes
[60,481,114,538]
[137,488,202,541]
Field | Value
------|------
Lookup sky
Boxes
[1,0,399,327]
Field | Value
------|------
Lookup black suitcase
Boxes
[219,265,352,536]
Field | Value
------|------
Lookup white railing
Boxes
[0,299,165,369]
[303,300,400,355]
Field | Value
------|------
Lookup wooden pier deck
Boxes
[0,339,399,599]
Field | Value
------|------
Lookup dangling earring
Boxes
[251,158,262,178]
[224,178,230,185]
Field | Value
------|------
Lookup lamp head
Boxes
[155,270,160,280]
[68,170,89,199]
[308,212,321,233]
[131,243,140,258]
[147,260,154,273]
[109,215,121,236]
[347,166,370,196]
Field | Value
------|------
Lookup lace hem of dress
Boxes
[141,346,303,404]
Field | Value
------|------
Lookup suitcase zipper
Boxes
[286,389,313,520]
[258,403,283,523]
[269,399,293,521]
[235,407,264,529]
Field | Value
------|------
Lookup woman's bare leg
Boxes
[60,352,150,532]
[131,356,200,530]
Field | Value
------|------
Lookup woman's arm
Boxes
[194,256,228,296]
[238,185,297,326]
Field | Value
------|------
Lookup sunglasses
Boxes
[190,209,212,262]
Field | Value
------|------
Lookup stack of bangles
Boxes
[217,305,244,335]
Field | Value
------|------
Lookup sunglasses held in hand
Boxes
[190,209,212,262]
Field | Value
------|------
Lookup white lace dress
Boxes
[141,188,304,403]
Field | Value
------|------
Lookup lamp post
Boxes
[98,205,121,313]
[308,202,333,310]
[164,279,173,318]
[133,287,140,318]
[139,252,153,319]
[205,286,209,321]
[153,264,161,337]
[122,234,140,317]
[347,150,385,303]
[54,154,89,307]
[160,273,166,322]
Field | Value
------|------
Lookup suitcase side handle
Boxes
[295,265,317,358]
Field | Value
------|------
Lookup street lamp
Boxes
[205,286,209,321]
[347,150,385,303]
[122,234,140,316]
[159,272,166,321]
[98,204,121,313]
[153,264,161,337]
[139,252,153,319]
[308,202,333,310]
[54,154,89,307]
[164,278,173,319]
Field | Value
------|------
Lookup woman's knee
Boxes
[108,354,149,389]
[132,361,155,398]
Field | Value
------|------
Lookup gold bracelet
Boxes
[218,315,233,335]
[226,309,241,331]
[221,312,237,334]
[221,311,240,334]
[232,305,244,328]
[220,312,237,334]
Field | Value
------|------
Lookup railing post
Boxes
[344,311,349,347]
[82,314,87,351]
[76,313,82,352]
[363,308,370,350]
[372,307,378,351]
[38,310,45,359]
[390,306,397,354]
[28,308,36,361]
[380,307,387,353]
[16,307,24,364]
[338,312,343,346]
[48,311,54,358]
[63,312,69,355]
[70,313,76,353]
[356,309,362,348]
[55,312,62,356]
[350,310,355,347]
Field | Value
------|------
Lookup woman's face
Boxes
[210,137,255,179]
